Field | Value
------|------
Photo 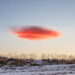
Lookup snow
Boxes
[33,60,42,64]
[0,64,75,75]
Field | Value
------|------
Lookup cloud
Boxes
[9,26,62,40]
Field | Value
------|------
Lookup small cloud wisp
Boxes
[9,26,62,40]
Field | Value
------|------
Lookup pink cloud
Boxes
[9,26,62,40]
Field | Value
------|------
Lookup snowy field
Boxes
[0,64,75,75]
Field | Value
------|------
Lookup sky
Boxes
[0,0,75,57]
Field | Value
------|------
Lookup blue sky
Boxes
[0,0,75,57]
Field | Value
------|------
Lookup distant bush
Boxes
[0,53,75,67]
[0,56,8,66]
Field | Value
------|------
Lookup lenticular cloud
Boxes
[9,26,61,40]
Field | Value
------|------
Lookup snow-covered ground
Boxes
[0,64,75,75]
